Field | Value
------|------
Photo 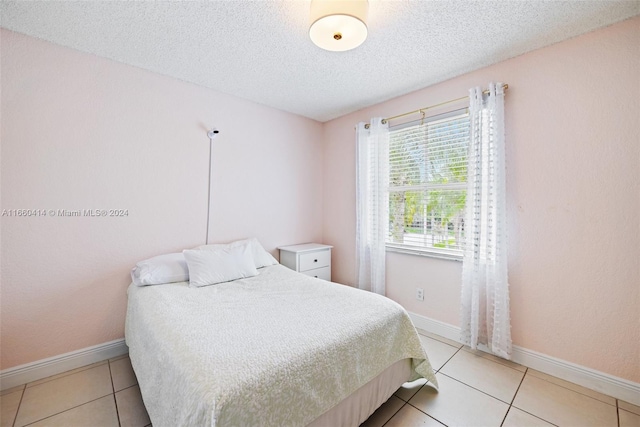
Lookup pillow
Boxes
[131,253,189,286]
[197,237,278,269]
[183,243,258,287]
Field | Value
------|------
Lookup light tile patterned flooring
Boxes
[1,330,639,427]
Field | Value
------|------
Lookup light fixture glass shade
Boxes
[309,0,368,52]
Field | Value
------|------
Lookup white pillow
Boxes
[197,237,278,269]
[183,243,258,287]
[131,253,189,286]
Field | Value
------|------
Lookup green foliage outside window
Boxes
[387,112,469,253]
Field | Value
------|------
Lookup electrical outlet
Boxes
[416,288,424,301]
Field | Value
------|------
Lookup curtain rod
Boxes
[364,84,509,129]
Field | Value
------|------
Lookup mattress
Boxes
[125,264,437,427]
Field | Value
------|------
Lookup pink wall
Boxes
[323,17,640,382]
[0,30,323,370]
[2,17,639,384]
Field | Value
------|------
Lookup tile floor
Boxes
[1,331,639,427]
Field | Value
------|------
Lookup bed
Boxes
[125,262,437,426]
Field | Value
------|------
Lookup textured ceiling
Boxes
[1,1,638,122]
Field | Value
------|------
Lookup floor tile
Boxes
[110,357,138,392]
[620,409,640,427]
[417,329,463,348]
[360,395,404,427]
[527,369,615,406]
[1,389,23,427]
[408,373,509,427]
[1,384,25,396]
[461,346,527,372]
[418,335,460,371]
[385,404,444,426]
[502,407,554,426]
[513,375,617,427]
[395,378,427,402]
[115,385,151,427]
[439,350,524,403]
[27,361,108,388]
[27,395,119,427]
[620,400,640,416]
[14,363,113,427]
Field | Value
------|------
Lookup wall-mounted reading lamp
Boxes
[205,126,220,244]
[207,128,219,140]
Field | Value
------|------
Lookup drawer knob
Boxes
[314,275,318,278]
[314,259,318,262]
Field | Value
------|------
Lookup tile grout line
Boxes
[434,345,464,374]
[508,369,561,427]
[380,401,407,427]
[116,383,140,393]
[436,371,514,405]
[404,398,449,426]
[394,340,462,405]
[11,387,26,427]
[511,407,561,427]
[397,400,448,427]
[509,368,528,402]
[459,349,527,375]
[1,384,25,397]
[419,333,464,351]
[394,344,463,408]
[500,407,514,427]
[108,360,122,427]
[23,361,108,390]
[417,331,465,350]
[430,337,528,380]
[499,367,528,427]
[526,371,618,407]
[394,380,426,404]
[20,394,114,427]
[112,394,121,427]
[423,412,448,426]
[424,412,448,426]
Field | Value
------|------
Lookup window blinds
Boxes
[387,109,469,255]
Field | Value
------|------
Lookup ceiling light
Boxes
[309,0,369,52]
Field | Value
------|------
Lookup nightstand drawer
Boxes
[299,250,331,271]
[301,266,331,281]
[278,243,333,282]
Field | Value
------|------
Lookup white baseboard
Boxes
[408,311,640,406]
[1,339,128,391]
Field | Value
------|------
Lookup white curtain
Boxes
[460,83,512,359]
[356,118,389,295]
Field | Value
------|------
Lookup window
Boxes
[386,108,469,258]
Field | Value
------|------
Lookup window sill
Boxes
[385,244,463,262]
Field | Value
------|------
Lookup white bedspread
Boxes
[125,265,437,427]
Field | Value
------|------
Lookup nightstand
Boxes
[277,243,333,281]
